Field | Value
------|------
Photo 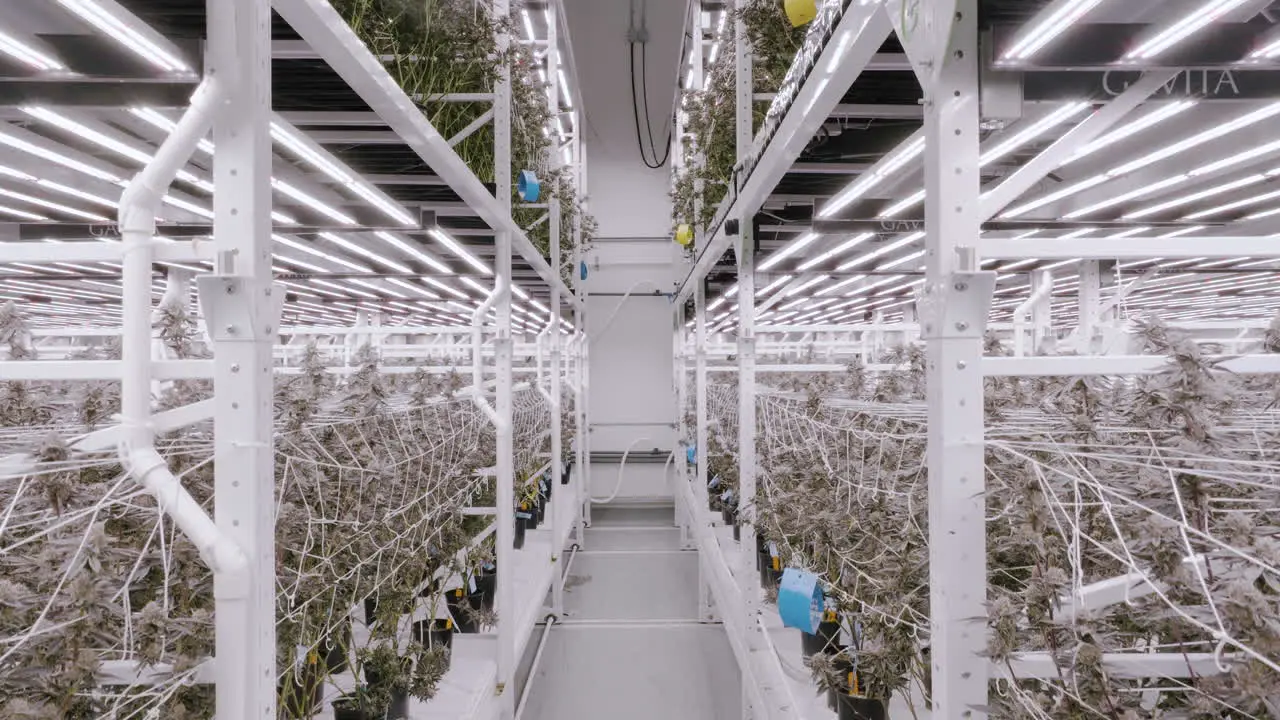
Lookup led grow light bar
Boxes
[1124,0,1252,60]
[53,0,190,72]
[999,0,1107,62]
[0,29,65,71]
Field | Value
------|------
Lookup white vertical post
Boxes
[674,303,690,546]
[1030,270,1053,352]
[918,0,991,717]
[547,4,566,616]
[1079,259,1102,351]
[695,283,712,621]
[732,0,759,667]
[207,0,275,717]
[493,0,515,715]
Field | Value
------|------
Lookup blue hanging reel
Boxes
[579,261,588,281]
[778,568,825,634]
[517,170,541,202]
[686,444,697,464]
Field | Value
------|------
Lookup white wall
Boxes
[584,240,680,499]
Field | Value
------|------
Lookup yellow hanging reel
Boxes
[675,223,694,247]
[785,0,818,27]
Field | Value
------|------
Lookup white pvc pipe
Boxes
[1013,270,1052,357]
[117,77,244,575]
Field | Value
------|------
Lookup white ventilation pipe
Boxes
[118,77,245,575]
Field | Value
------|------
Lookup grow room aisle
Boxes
[517,502,741,719]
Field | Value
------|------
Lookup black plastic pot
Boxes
[534,495,546,524]
[364,663,411,720]
[540,474,553,502]
[523,500,541,530]
[515,510,531,549]
[363,595,379,627]
[278,664,324,718]
[826,654,856,711]
[332,693,408,720]
[412,618,454,658]
[835,695,886,720]
[732,518,741,542]
[475,564,497,609]
[721,503,737,526]
[561,459,573,485]
[445,587,478,633]
[755,534,767,570]
[801,619,842,657]
[320,624,350,673]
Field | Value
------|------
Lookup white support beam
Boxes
[272,0,581,308]
[996,652,1232,680]
[0,359,212,381]
[911,1,992,718]
[673,4,892,304]
[979,71,1179,221]
[982,236,1280,259]
[1059,555,1208,617]
[984,354,1280,376]
[0,241,214,263]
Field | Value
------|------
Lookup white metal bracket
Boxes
[918,270,996,341]
[197,276,286,343]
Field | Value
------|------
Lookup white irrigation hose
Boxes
[590,436,675,505]
[588,279,662,342]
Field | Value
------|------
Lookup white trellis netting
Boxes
[0,318,556,718]
[702,319,1280,718]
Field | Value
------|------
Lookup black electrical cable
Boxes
[639,43,671,167]
[628,41,672,169]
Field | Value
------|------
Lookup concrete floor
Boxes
[518,502,742,720]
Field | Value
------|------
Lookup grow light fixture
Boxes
[318,232,411,274]
[980,102,1091,166]
[0,204,47,221]
[759,233,819,271]
[271,122,416,226]
[0,30,65,71]
[1123,0,1252,60]
[374,231,451,274]
[836,231,924,271]
[0,125,120,182]
[273,180,356,225]
[784,275,830,297]
[273,234,369,273]
[1158,225,1205,238]
[1126,174,1267,219]
[999,0,1107,62]
[422,277,469,300]
[879,250,925,270]
[558,69,573,110]
[0,187,109,222]
[817,274,866,296]
[428,228,491,276]
[1102,226,1150,239]
[879,190,926,218]
[798,233,874,270]
[1004,104,1280,218]
[758,275,794,296]
[1064,101,1196,166]
[820,135,924,218]
[53,0,191,72]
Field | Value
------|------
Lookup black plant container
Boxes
[835,695,887,720]
[363,595,378,627]
[445,587,478,633]
[722,503,737,526]
[534,495,546,524]
[732,518,741,542]
[561,459,573,485]
[475,564,497,609]
[755,534,767,570]
[333,693,408,720]
[800,619,842,657]
[331,694,368,720]
[320,624,350,673]
[515,511,531,549]
[540,475,553,502]
[412,618,454,664]
[524,500,541,530]
[826,654,856,711]
[365,665,411,720]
